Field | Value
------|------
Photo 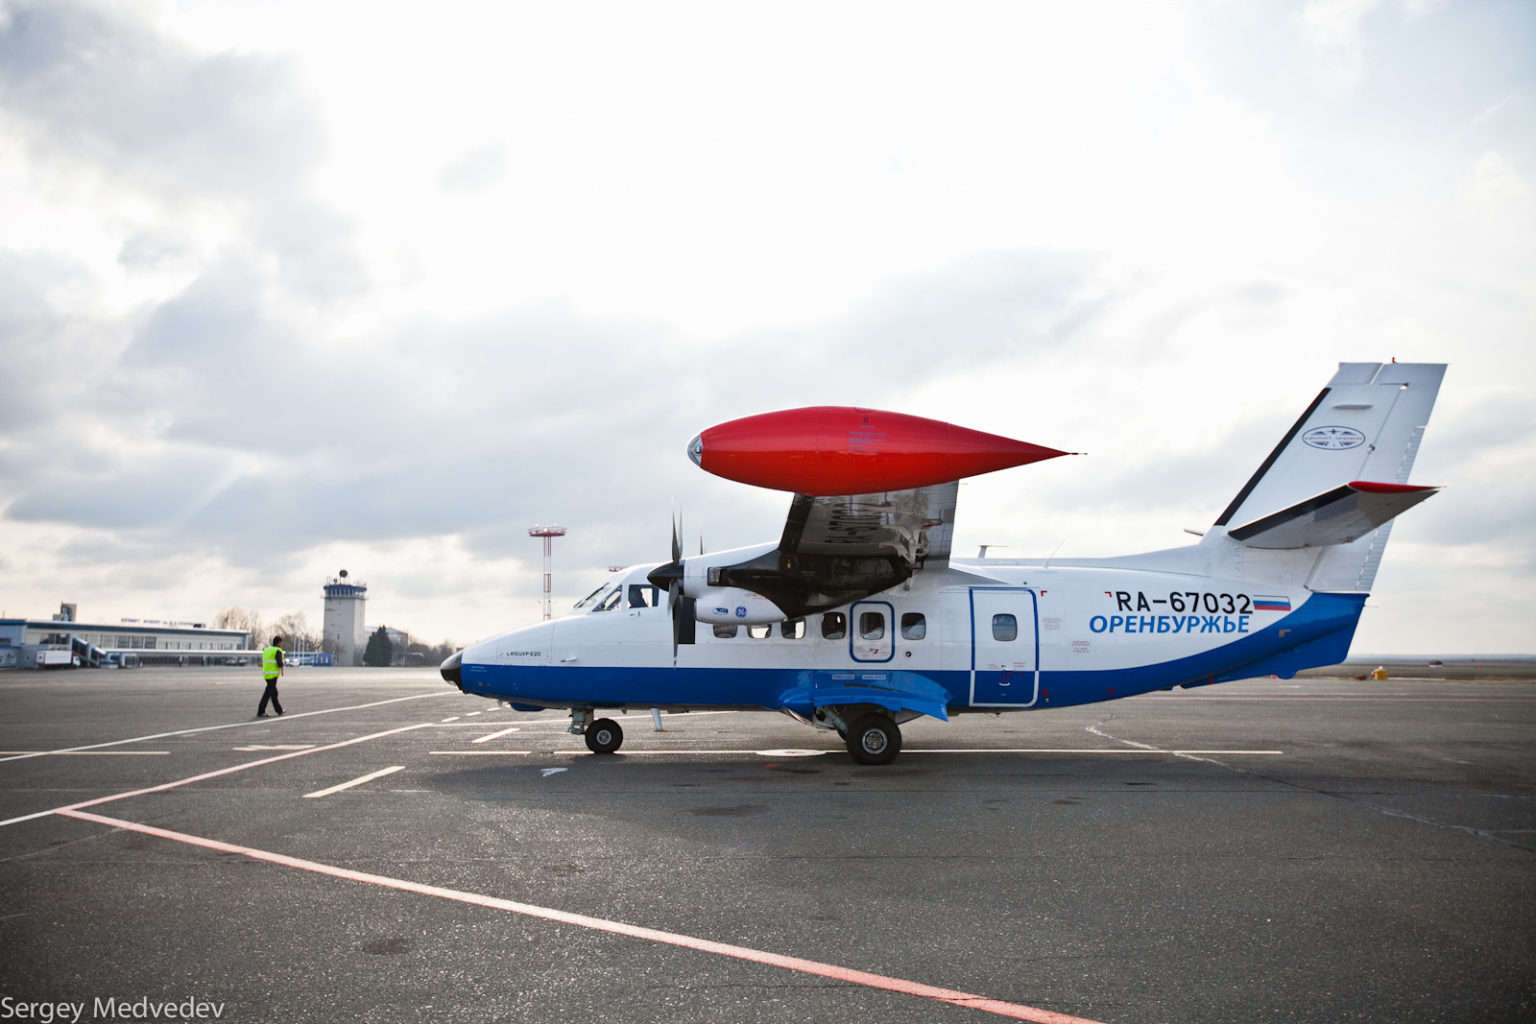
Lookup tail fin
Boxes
[1205,362,1445,591]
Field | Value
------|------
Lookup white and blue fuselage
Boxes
[454,554,1361,722]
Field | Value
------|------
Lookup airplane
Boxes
[441,361,1445,765]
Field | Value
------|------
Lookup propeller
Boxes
[648,510,692,658]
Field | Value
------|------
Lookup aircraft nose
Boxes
[440,649,463,690]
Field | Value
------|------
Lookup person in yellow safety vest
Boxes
[257,635,286,718]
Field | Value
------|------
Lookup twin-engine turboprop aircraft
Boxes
[442,361,1445,764]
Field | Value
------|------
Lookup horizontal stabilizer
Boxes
[1228,481,1439,549]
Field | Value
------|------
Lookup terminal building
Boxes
[0,604,252,669]
[4,576,375,670]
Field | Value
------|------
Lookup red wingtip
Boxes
[1348,480,1439,494]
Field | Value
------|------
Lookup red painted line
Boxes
[57,808,1107,1024]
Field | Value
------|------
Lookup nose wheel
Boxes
[583,717,624,754]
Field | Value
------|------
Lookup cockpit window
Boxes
[595,588,623,612]
[573,583,610,610]
[628,584,660,608]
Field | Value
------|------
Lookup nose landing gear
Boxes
[569,709,624,754]
[584,718,624,754]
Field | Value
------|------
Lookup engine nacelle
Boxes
[691,587,787,625]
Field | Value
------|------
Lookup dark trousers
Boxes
[259,677,283,716]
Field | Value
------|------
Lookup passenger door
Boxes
[970,588,1038,706]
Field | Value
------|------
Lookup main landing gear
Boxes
[569,709,624,754]
[812,706,904,765]
[843,713,902,765]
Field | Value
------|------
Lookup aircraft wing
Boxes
[780,482,958,567]
[700,482,959,619]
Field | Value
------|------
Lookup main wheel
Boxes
[584,718,623,754]
[844,713,901,765]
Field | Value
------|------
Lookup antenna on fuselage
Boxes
[1043,539,1066,569]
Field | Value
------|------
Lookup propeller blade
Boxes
[651,511,689,658]
[671,583,682,658]
[671,593,694,658]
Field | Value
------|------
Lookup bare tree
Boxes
[407,640,460,667]
[426,639,459,663]
[272,611,320,651]
[214,608,264,650]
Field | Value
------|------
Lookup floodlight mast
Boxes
[528,525,567,621]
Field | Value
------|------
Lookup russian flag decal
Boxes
[1253,595,1292,613]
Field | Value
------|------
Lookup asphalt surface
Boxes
[1,666,1532,1024]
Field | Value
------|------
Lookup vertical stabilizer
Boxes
[1205,362,1445,591]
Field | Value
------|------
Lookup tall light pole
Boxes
[528,525,567,620]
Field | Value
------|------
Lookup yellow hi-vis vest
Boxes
[262,645,281,679]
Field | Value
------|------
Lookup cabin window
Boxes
[781,618,806,639]
[992,613,1018,642]
[900,613,927,640]
[748,624,771,639]
[821,612,847,640]
[713,624,739,639]
[859,611,885,640]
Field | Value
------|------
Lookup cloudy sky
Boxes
[1,0,1532,654]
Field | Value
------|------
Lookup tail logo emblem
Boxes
[1302,426,1366,450]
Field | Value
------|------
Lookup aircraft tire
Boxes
[585,718,623,754]
[845,713,901,765]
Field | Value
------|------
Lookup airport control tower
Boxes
[322,571,367,667]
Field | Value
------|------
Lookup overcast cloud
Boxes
[1,0,1532,654]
